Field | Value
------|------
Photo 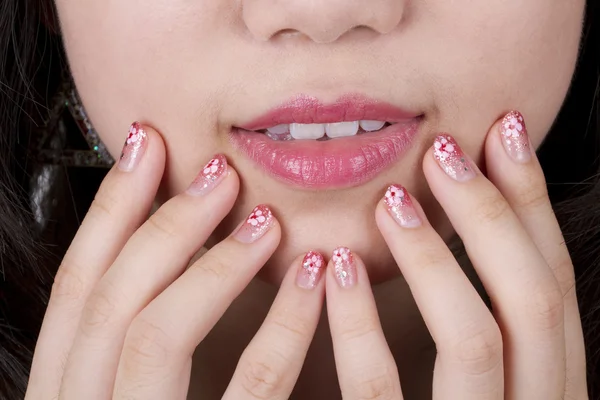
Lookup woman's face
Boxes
[55,0,585,283]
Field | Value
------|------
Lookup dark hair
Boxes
[0,1,598,399]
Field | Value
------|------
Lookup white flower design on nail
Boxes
[433,135,456,161]
[332,247,351,265]
[303,253,323,273]
[247,207,267,226]
[385,185,405,205]
[203,158,221,175]
[503,115,524,139]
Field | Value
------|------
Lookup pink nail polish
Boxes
[384,184,422,228]
[187,155,228,196]
[118,122,148,172]
[233,205,274,243]
[296,251,325,290]
[332,247,357,288]
[433,134,476,182]
[500,111,531,163]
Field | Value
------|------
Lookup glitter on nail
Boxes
[433,134,476,182]
[187,154,228,196]
[384,184,421,228]
[500,110,531,163]
[118,122,148,172]
[332,247,356,288]
[296,251,325,289]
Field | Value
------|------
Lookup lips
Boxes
[229,94,422,189]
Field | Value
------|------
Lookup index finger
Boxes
[26,123,165,399]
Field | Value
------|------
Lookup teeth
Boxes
[289,123,326,140]
[263,120,389,140]
[360,120,386,132]
[267,124,289,134]
[325,121,359,138]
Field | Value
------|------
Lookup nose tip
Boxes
[242,0,406,43]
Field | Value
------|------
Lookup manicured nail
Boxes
[500,110,531,163]
[186,155,228,196]
[118,122,148,172]
[332,247,356,288]
[296,251,325,290]
[433,134,476,182]
[233,205,274,243]
[384,184,422,228]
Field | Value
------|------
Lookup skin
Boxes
[25,0,587,398]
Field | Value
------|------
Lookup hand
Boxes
[325,111,588,399]
[25,123,326,400]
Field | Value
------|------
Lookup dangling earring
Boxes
[33,79,114,168]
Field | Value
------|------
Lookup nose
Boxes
[242,0,406,43]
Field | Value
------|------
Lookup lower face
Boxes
[55,0,585,283]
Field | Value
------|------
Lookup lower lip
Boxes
[229,120,420,188]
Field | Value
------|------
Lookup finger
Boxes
[61,154,238,399]
[223,251,325,400]
[326,248,403,400]
[26,122,164,399]
[112,205,280,400]
[485,111,586,395]
[424,133,566,398]
[376,186,503,399]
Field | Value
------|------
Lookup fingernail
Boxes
[186,154,228,196]
[384,184,422,228]
[332,247,357,288]
[296,251,325,290]
[118,122,148,172]
[500,110,531,163]
[433,134,476,182]
[233,205,274,243]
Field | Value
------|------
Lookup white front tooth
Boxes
[289,123,325,140]
[325,121,359,138]
[360,120,386,132]
[266,124,289,134]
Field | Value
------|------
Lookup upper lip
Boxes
[236,94,422,131]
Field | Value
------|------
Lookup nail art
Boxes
[332,247,357,288]
[233,205,274,243]
[187,155,228,196]
[384,184,422,228]
[118,122,148,172]
[500,111,531,163]
[433,134,476,182]
[296,251,325,290]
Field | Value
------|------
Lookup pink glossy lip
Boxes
[230,95,422,189]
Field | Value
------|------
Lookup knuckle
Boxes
[89,186,120,220]
[268,308,310,340]
[513,180,549,210]
[80,283,125,335]
[450,323,503,377]
[339,314,380,343]
[145,210,179,240]
[351,365,398,400]
[51,259,88,305]
[527,280,565,332]
[191,252,232,283]
[412,245,451,271]
[240,357,284,399]
[550,254,576,298]
[122,318,174,374]
[473,192,511,225]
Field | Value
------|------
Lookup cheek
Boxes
[417,0,584,150]
[54,0,227,171]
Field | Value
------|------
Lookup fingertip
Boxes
[116,121,166,175]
